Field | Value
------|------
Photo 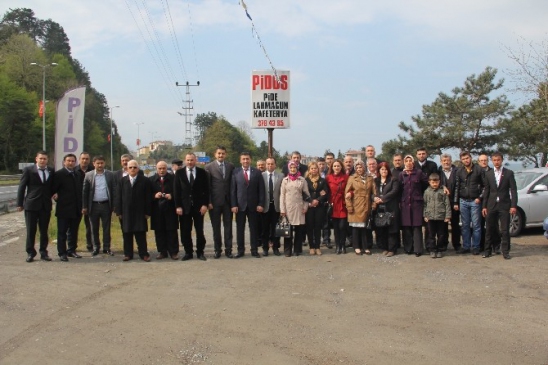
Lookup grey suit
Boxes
[82,169,115,252]
[261,170,284,251]
[205,160,234,255]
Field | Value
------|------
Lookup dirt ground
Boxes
[0,211,547,365]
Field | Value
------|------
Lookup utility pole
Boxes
[175,81,200,148]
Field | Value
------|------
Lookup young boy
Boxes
[423,173,451,258]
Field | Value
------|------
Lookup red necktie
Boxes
[244,169,249,184]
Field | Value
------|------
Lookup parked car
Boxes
[510,167,548,236]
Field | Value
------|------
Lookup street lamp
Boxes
[30,62,58,150]
[135,122,144,157]
[109,105,120,170]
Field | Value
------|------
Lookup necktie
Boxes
[269,173,274,202]
[189,169,194,186]
[40,168,46,183]
[220,162,225,178]
[244,169,249,185]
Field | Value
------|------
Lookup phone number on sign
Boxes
[257,120,285,127]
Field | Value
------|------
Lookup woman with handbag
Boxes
[326,159,349,254]
[280,161,311,257]
[399,155,429,256]
[345,160,377,255]
[374,162,400,257]
[305,161,330,256]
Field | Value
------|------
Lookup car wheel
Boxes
[509,211,523,237]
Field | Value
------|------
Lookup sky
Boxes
[4,0,548,158]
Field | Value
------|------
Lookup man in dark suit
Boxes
[439,154,461,252]
[478,153,501,252]
[204,146,234,259]
[52,154,83,261]
[281,151,308,176]
[261,157,284,256]
[231,152,265,258]
[74,151,94,251]
[415,147,438,176]
[82,155,115,256]
[174,153,210,261]
[150,161,179,260]
[17,151,55,262]
[481,152,517,260]
[115,160,152,262]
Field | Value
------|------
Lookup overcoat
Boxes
[345,174,376,224]
[399,168,428,227]
[280,176,310,225]
[115,174,152,232]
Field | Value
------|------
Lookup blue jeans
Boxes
[460,199,481,250]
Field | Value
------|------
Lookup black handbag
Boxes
[374,205,393,228]
[275,216,292,238]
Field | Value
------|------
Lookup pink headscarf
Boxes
[287,161,301,181]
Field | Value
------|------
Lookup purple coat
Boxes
[399,168,428,227]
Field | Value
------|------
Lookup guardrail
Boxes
[0,175,21,181]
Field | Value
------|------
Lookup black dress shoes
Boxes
[482,251,492,258]
[234,252,244,258]
[181,254,193,261]
[86,245,93,252]
[26,254,35,263]
[67,252,82,258]
[60,255,69,262]
[92,249,100,256]
[214,252,221,259]
[197,254,207,261]
[262,250,269,257]
[503,253,511,260]
[40,255,52,261]
[273,249,281,256]
[251,252,261,258]
[494,248,501,255]
[225,252,234,259]
[103,250,114,256]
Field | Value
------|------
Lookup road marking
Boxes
[0,237,19,247]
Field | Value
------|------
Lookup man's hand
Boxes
[424,217,429,222]
[453,205,459,211]
[176,208,183,216]
[82,208,88,215]
[510,207,517,215]
[482,208,488,217]
[443,186,450,195]
[200,205,208,215]
[231,207,238,214]
[208,203,213,210]
[256,206,264,213]
[17,206,23,212]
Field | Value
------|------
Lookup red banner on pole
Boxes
[38,101,44,118]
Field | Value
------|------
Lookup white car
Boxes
[510,167,548,236]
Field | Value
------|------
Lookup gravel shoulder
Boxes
[0,212,547,365]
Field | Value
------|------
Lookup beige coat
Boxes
[280,177,310,225]
[345,174,377,224]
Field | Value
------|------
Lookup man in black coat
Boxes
[174,153,210,261]
[115,160,152,262]
[82,155,115,256]
[150,161,179,260]
[73,151,94,251]
[481,152,518,260]
[231,152,265,258]
[204,146,234,259]
[415,147,438,177]
[17,151,55,262]
[52,153,84,261]
[281,151,308,176]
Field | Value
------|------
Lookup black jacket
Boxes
[454,163,485,203]
[415,160,438,177]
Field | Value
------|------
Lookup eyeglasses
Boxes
[128,166,138,169]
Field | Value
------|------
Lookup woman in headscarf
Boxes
[280,161,311,257]
[345,160,377,255]
[399,155,428,256]
[305,161,330,256]
[326,159,349,254]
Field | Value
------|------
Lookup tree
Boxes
[504,37,548,107]
[381,67,511,157]
[0,75,37,171]
[194,112,219,144]
[497,97,548,167]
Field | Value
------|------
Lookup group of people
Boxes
[17,145,517,263]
